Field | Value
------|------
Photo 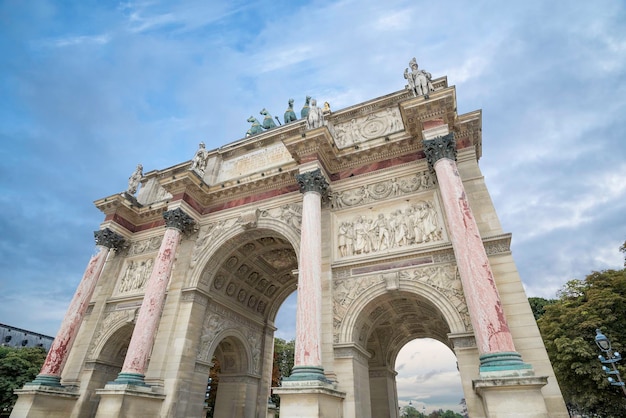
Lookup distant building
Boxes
[0,323,54,351]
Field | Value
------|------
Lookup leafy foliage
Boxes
[0,346,46,414]
[537,268,626,417]
[528,297,556,320]
[270,338,294,406]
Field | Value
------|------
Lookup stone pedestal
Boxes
[10,385,79,418]
[473,376,549,418]
[94,384,165,418]
[273,381,345,418]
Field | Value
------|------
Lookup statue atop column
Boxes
[189,142,210,175]
[127,164,143,195]
[404,57,434,98]
[306,99,324,129]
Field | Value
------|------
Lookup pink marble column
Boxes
[290,169,328,380]
[30,228,124,387]
[114,208,194,385]
[424,133,530,373]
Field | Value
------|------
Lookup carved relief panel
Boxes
[115,257,155,295]
[332,106,404,149]
[332,191,447,261]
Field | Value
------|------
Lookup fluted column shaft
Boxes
[115,208,194,384]
[425,133,529,372]
[32,228,124,386]
[291,169,328,378]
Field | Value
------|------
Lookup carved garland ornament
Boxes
[330,170,436,209]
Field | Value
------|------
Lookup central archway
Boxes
[188,225,300,418]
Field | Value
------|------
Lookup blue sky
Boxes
[1,0,625,413]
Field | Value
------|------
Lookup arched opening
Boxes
[352,290,458,418]
[396,338,464,416]
[193,230,299,418]
[82,322,133,416]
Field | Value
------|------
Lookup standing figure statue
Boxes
[260,108,277,130]
[189,142,210,175]
[306,99,324,129]
[300,96,311,119]
[284,99,297,124]
[404,57,434,98]
[127,164,143,195]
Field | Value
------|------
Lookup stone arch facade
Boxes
[13,75,569,418]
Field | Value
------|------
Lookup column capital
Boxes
[94,228,125,250]
[423,132,457,169]
[163,208,195,233]
[295,168,329,198]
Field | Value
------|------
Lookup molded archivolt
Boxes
[202,331,251,375]
[335,273,470,352]
[88,308,137,361]
[188,212,302,320]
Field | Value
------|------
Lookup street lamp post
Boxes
[595,329,626,397]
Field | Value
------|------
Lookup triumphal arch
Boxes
[13,60,568,417]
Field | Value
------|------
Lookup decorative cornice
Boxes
[163,208,195,233]
[94,228,125,250]
[423,132,456,168]
[295,169,329,198]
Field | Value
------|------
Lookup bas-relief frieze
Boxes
[196,304,263,374]
[332,264,471,343]
[332,107,403,149]
[330,170,436,210]
[116,258,154,294]
[334,196,445,260]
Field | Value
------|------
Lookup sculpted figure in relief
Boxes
[337,201,443,257]
[127,164,143,195]
[189,142,210,175]
[404,57,434,98]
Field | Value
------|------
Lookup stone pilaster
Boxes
[113,209,194,386]
[289,168,328,381]
[423,132,531,375]
[29,228,124,387]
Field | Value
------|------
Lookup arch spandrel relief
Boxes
[332,192,447,261]
[332,264,471,345]
[196,304,263,375]
[88,307,138,360]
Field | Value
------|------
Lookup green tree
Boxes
[528,297,556,321]
[0,346,46,415]
[400,405,422,418]
[270,338,294,407]
[537,268,626,417]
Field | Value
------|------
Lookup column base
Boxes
[25,375,63,388]
[284,366,332,384]
[10,384,78,418]
[473,375,550,417]
[479,352,534,377]
[111,372,149,387]
[94,383,165,418]
[273,379,345,418]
